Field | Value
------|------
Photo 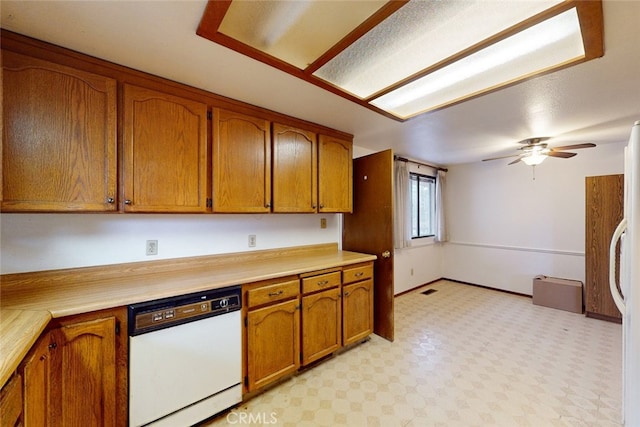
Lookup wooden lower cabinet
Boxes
[301,287,341,366]
[244,263,374,393]
[342,262,374,346]
[246,299,300,392]
[0,373,22,427]
[343,279,374,345]
[19,308,127,426]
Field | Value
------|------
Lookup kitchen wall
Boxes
[442,140,626,295]
[0,213,340,274]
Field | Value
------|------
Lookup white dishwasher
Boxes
[128,286,242,427]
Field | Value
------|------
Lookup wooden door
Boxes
[246,299,299,391]
[49,317,117,427]
[343,149,395,341]
[2,51,117,212]
[213,109,271,213]
[123,84,208,212]
[272,123,317,212]
[301,287,341,365]
[21,333,53,426]
[585,174,624,321]
[318,135,352,213]
[343,279,374,346]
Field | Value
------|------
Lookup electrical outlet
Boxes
[320,218,327,229]
[146,240,158,256]
[248,234,256,247]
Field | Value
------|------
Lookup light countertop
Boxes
[0,244,376,388]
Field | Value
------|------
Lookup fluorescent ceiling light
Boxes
[371,8,585,119]
[197,1,604,122]
[313,0,563,99]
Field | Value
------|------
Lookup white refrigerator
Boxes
[609,120,640,426]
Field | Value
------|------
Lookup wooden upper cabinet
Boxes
[123,84,208,212]
[212,109,271,213]
[272,123,317,213]
[1,51,117,212]
[318,135,353,213]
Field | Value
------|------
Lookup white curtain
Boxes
[394,160,412,249]
[434,169,447,242]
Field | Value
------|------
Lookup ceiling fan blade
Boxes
[551,143,596,150]
[547,151,577,158]
[482,154,520,161]
[508,157,522,165]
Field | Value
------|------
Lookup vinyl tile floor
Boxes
[200,280,622,427]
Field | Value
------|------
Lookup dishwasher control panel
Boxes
[128,286,241,336]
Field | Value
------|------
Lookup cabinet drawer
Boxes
[247,279,300,308]
[342,264,373,284]
[301,271,341,294]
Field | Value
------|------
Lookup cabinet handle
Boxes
[355,272,364,277]
[124,199,132,205]
[265,203,271,208]
[48,342,57,350]
[317,280,329,286]
[106,197,115,204]
[319,204,324,209]
[40,355,47,361]
[312,205,317,209]
[344,291,350,297]
[268,290,284,297]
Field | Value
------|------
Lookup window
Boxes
[410,172,436,238]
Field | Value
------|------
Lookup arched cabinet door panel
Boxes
[212,108,271,213]
[123,84,208,213]
[2,51,117,212]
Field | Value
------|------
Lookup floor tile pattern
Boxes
[201,280,622,426]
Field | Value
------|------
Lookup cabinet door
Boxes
[213,109,271,212]
[301,287,341,366]
[272,123,317,212]
[48,317,117,427]
[318,135,352,213]
[21,333,54,426]
[2,51,117,212]
[246,299,299,391]
[123,84,208,212]
[343,279,374,346]
[0,373,22,427]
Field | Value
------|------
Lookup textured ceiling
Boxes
[1,1,639,166]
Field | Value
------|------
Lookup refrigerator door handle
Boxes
[609,217,627,315]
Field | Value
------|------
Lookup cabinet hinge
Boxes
[115,322,120,335]
[244,316,247,327]
[207,111,212,120]
[244,376,248,387]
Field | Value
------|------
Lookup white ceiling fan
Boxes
[483,137,596,166]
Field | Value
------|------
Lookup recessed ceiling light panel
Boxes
[371,8,585,119]
[313,0,563,99]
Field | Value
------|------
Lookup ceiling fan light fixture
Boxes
[522,153,548,166]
